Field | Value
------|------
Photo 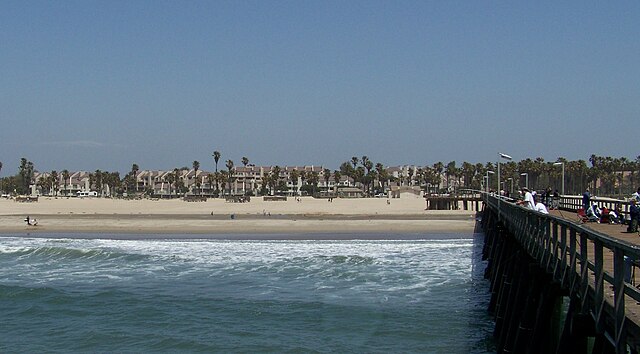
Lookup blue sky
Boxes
[1,1,639,175]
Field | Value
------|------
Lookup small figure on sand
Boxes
[24,216,38,226]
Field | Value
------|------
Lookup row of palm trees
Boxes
[2,154,640,197]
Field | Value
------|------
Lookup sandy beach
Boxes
[0,195,479,235]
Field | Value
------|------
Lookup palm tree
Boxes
[18,158,34,195]
[225,159,234,196]
[166,172,175,197]
[333,170,341,192]
[308,171,320,196]
[213,171,223,197]
[50,170,59,197]
[340,162,355,186]
[270,166,282,195]
[375,163,387,193]
[131,164,139,194]
[207,173,215,196]
[213,151,221,172]
[173,168,182,196]
[193,160,200,195]
[362,158,373,194]
[445,161,457,192]
[351,156,359,169]
[94,170,104,196]
[323,168,331,191]
[290,169,300,196]
[61,170,70,197]
[241,157,249,195]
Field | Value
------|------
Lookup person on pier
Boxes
[586,202,602,223]
[628,199,640,233]
[583,188,591,211]
[632,187,640,203]
[534,196,549,214]
[517,187,535,210]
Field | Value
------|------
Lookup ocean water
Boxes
[0,233,495,353]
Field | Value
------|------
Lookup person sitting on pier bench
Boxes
[586,202,601,223]
[600,206,619,224]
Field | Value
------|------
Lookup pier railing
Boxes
[555,195,634,222]
[483,193,640,353]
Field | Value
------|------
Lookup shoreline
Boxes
[0,197,480,236]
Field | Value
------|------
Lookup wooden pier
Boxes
[481,194,640,353]
[424,194,482,211]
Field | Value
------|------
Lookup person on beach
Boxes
[24,216,31,226]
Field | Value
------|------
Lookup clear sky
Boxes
[1,1,639,175]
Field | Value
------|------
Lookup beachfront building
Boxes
[31,171,91,197]
[28,164,439,198]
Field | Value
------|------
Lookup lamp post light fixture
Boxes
[553,162,565,196]
[520,173,528,189]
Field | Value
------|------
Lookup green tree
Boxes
[207,173,215,196]
[61,170,70,196]
[290,169,300,195]
[50,170,59,197]
[323,168,331,191]
[193,160,200,195]
[166,172,175,197]
[131,164,139,193]
[213,151,221,172]
[333,170,341,190]
[225,159,234,196]
[18,158,34,195]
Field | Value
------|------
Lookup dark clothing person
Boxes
[629,202,640,233]
[582,189,591,211]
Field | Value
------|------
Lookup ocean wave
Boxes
[0,244,150,263]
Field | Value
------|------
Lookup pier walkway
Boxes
[480,193,640,353]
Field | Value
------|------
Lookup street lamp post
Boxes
[508,178,513,196]
[486,170,494,193]
[520,173,528,189]
[497,153,512,194]
[498,153,512,219]
[553,162,565,196]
